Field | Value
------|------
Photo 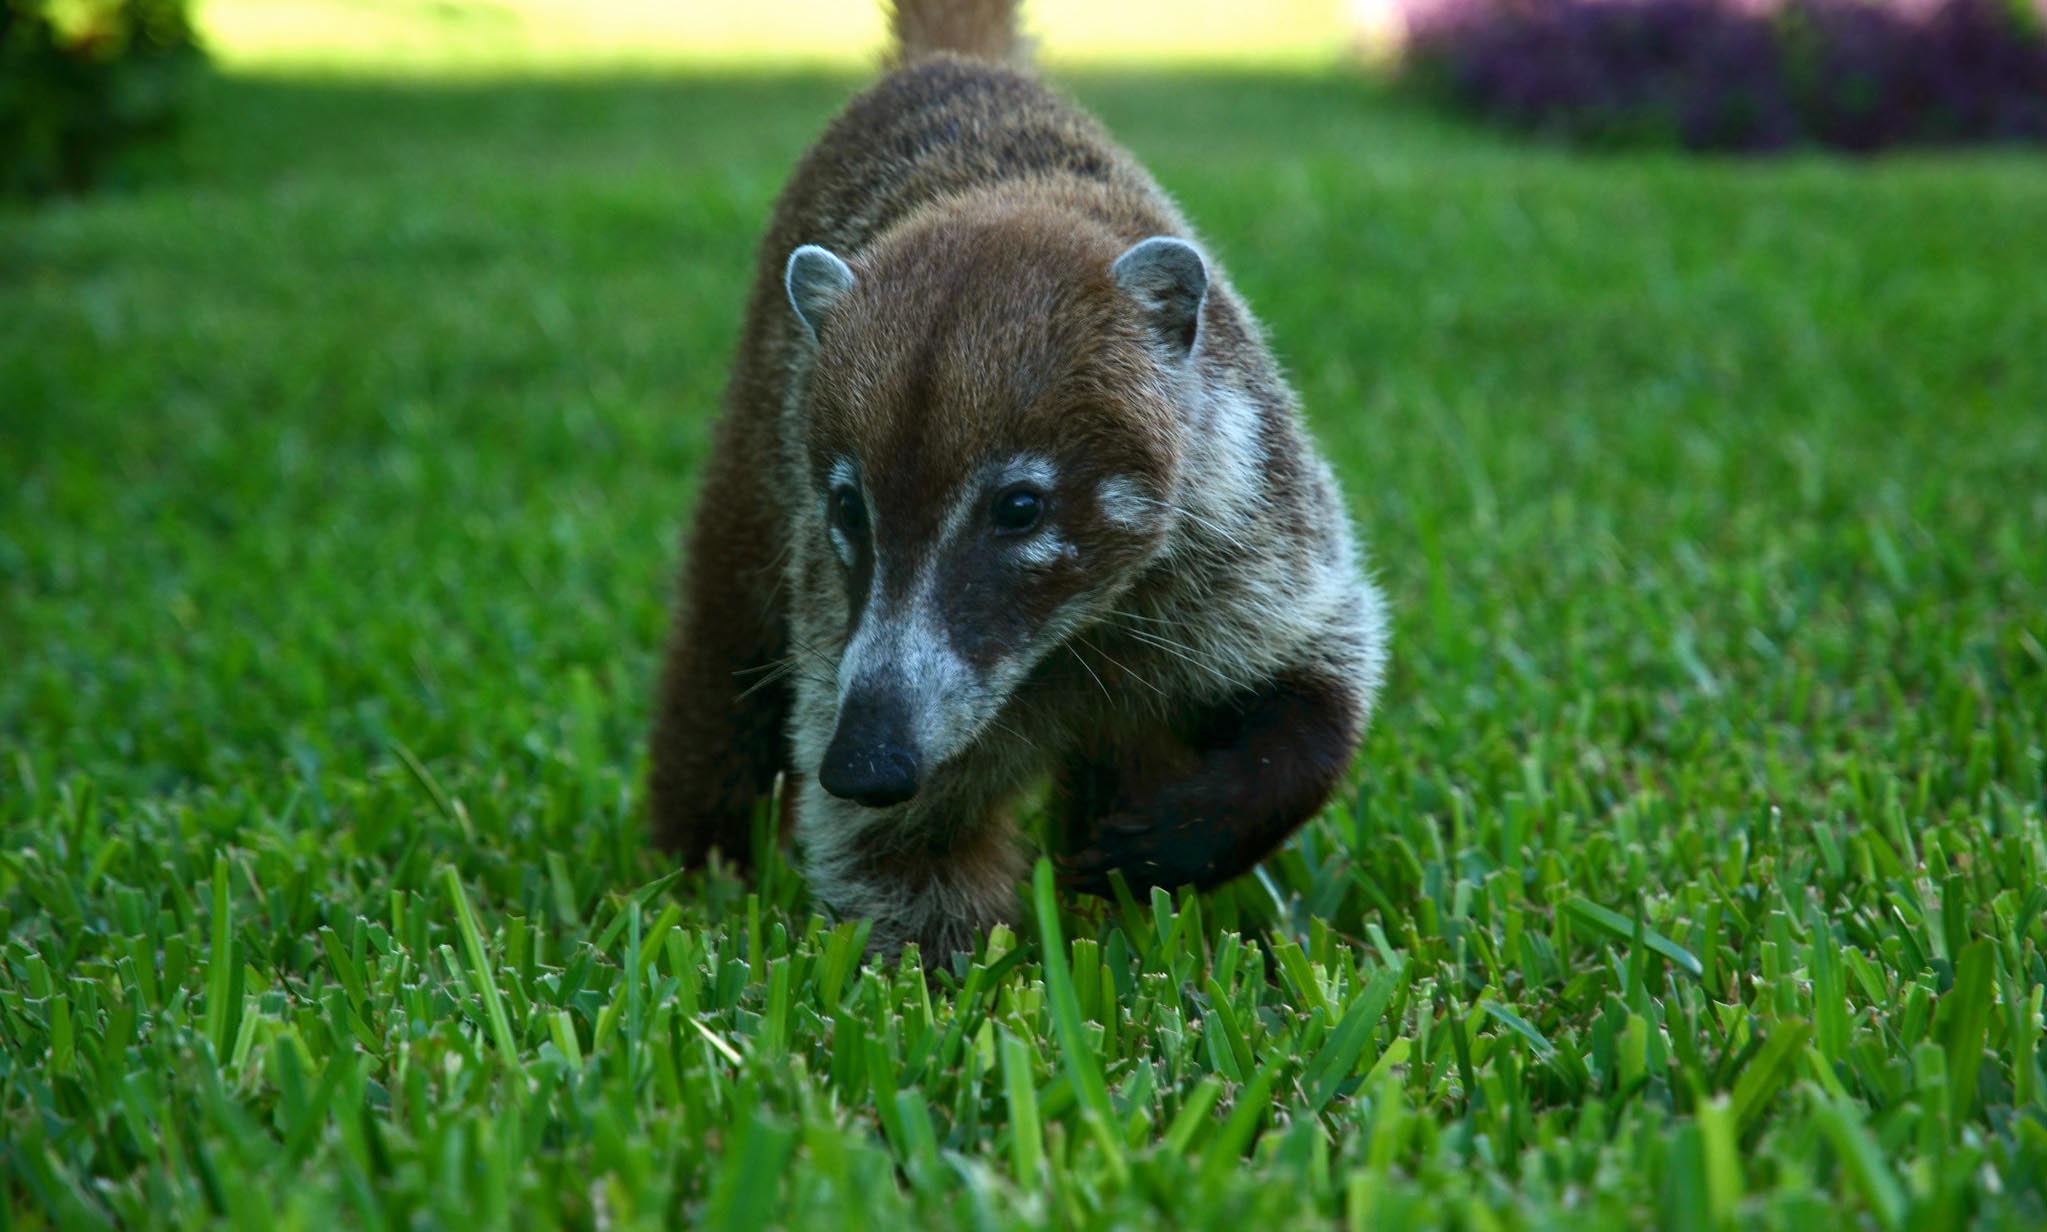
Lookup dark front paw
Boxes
[1054,812,1226,898]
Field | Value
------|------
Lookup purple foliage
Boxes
[1401,0,2047,151]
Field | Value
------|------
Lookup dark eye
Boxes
[830,485,866,538]
[991,486,1043,534]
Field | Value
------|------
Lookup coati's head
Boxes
[784,204,1209,808]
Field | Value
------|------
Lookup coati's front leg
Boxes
[1055,669,1362,896]
[647,395,793,870]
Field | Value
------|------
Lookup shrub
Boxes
[1401,0,2047,152]
[1,0,204,198]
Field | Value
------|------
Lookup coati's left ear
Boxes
[1111,236,1207,359]
[786,244,858,344]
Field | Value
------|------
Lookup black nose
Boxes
[818,691,922,807]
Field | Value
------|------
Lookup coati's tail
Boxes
[886,0,1029,66]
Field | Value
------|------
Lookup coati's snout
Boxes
[818,684,921,807]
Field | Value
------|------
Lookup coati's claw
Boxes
[1059,815,1218,898]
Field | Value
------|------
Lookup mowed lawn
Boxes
[4,60,2047,1230]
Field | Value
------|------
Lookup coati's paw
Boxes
[1054,811,1226,898]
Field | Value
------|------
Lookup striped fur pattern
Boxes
[648,0,1389,959]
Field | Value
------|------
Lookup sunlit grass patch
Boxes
[192,0,1355,72]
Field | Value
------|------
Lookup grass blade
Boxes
[1030,859,1126,1180]
[440,866,521,1071]
[1564,897,1704,981]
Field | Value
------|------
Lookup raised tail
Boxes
[886,0,1029,66]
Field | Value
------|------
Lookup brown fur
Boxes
[648,0,1388,957]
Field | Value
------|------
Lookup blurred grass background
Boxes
[190,0,1372,68]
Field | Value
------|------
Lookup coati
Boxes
[648,0,1389,959]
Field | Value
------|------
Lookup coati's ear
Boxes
[785,244,858,344]
[1111,236,1207,359]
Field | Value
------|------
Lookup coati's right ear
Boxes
[786,244,858,344]
[1112,236,1207,360]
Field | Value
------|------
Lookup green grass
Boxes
[5,60,2047,1231]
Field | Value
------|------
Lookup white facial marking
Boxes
[827,457,859,567]
[835,562,976,761]
[832,459,970,756]
[1004,454,1057,491]
[1095,475,1150,530]
[935,479,979,550]
[1012,532,1069,570]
